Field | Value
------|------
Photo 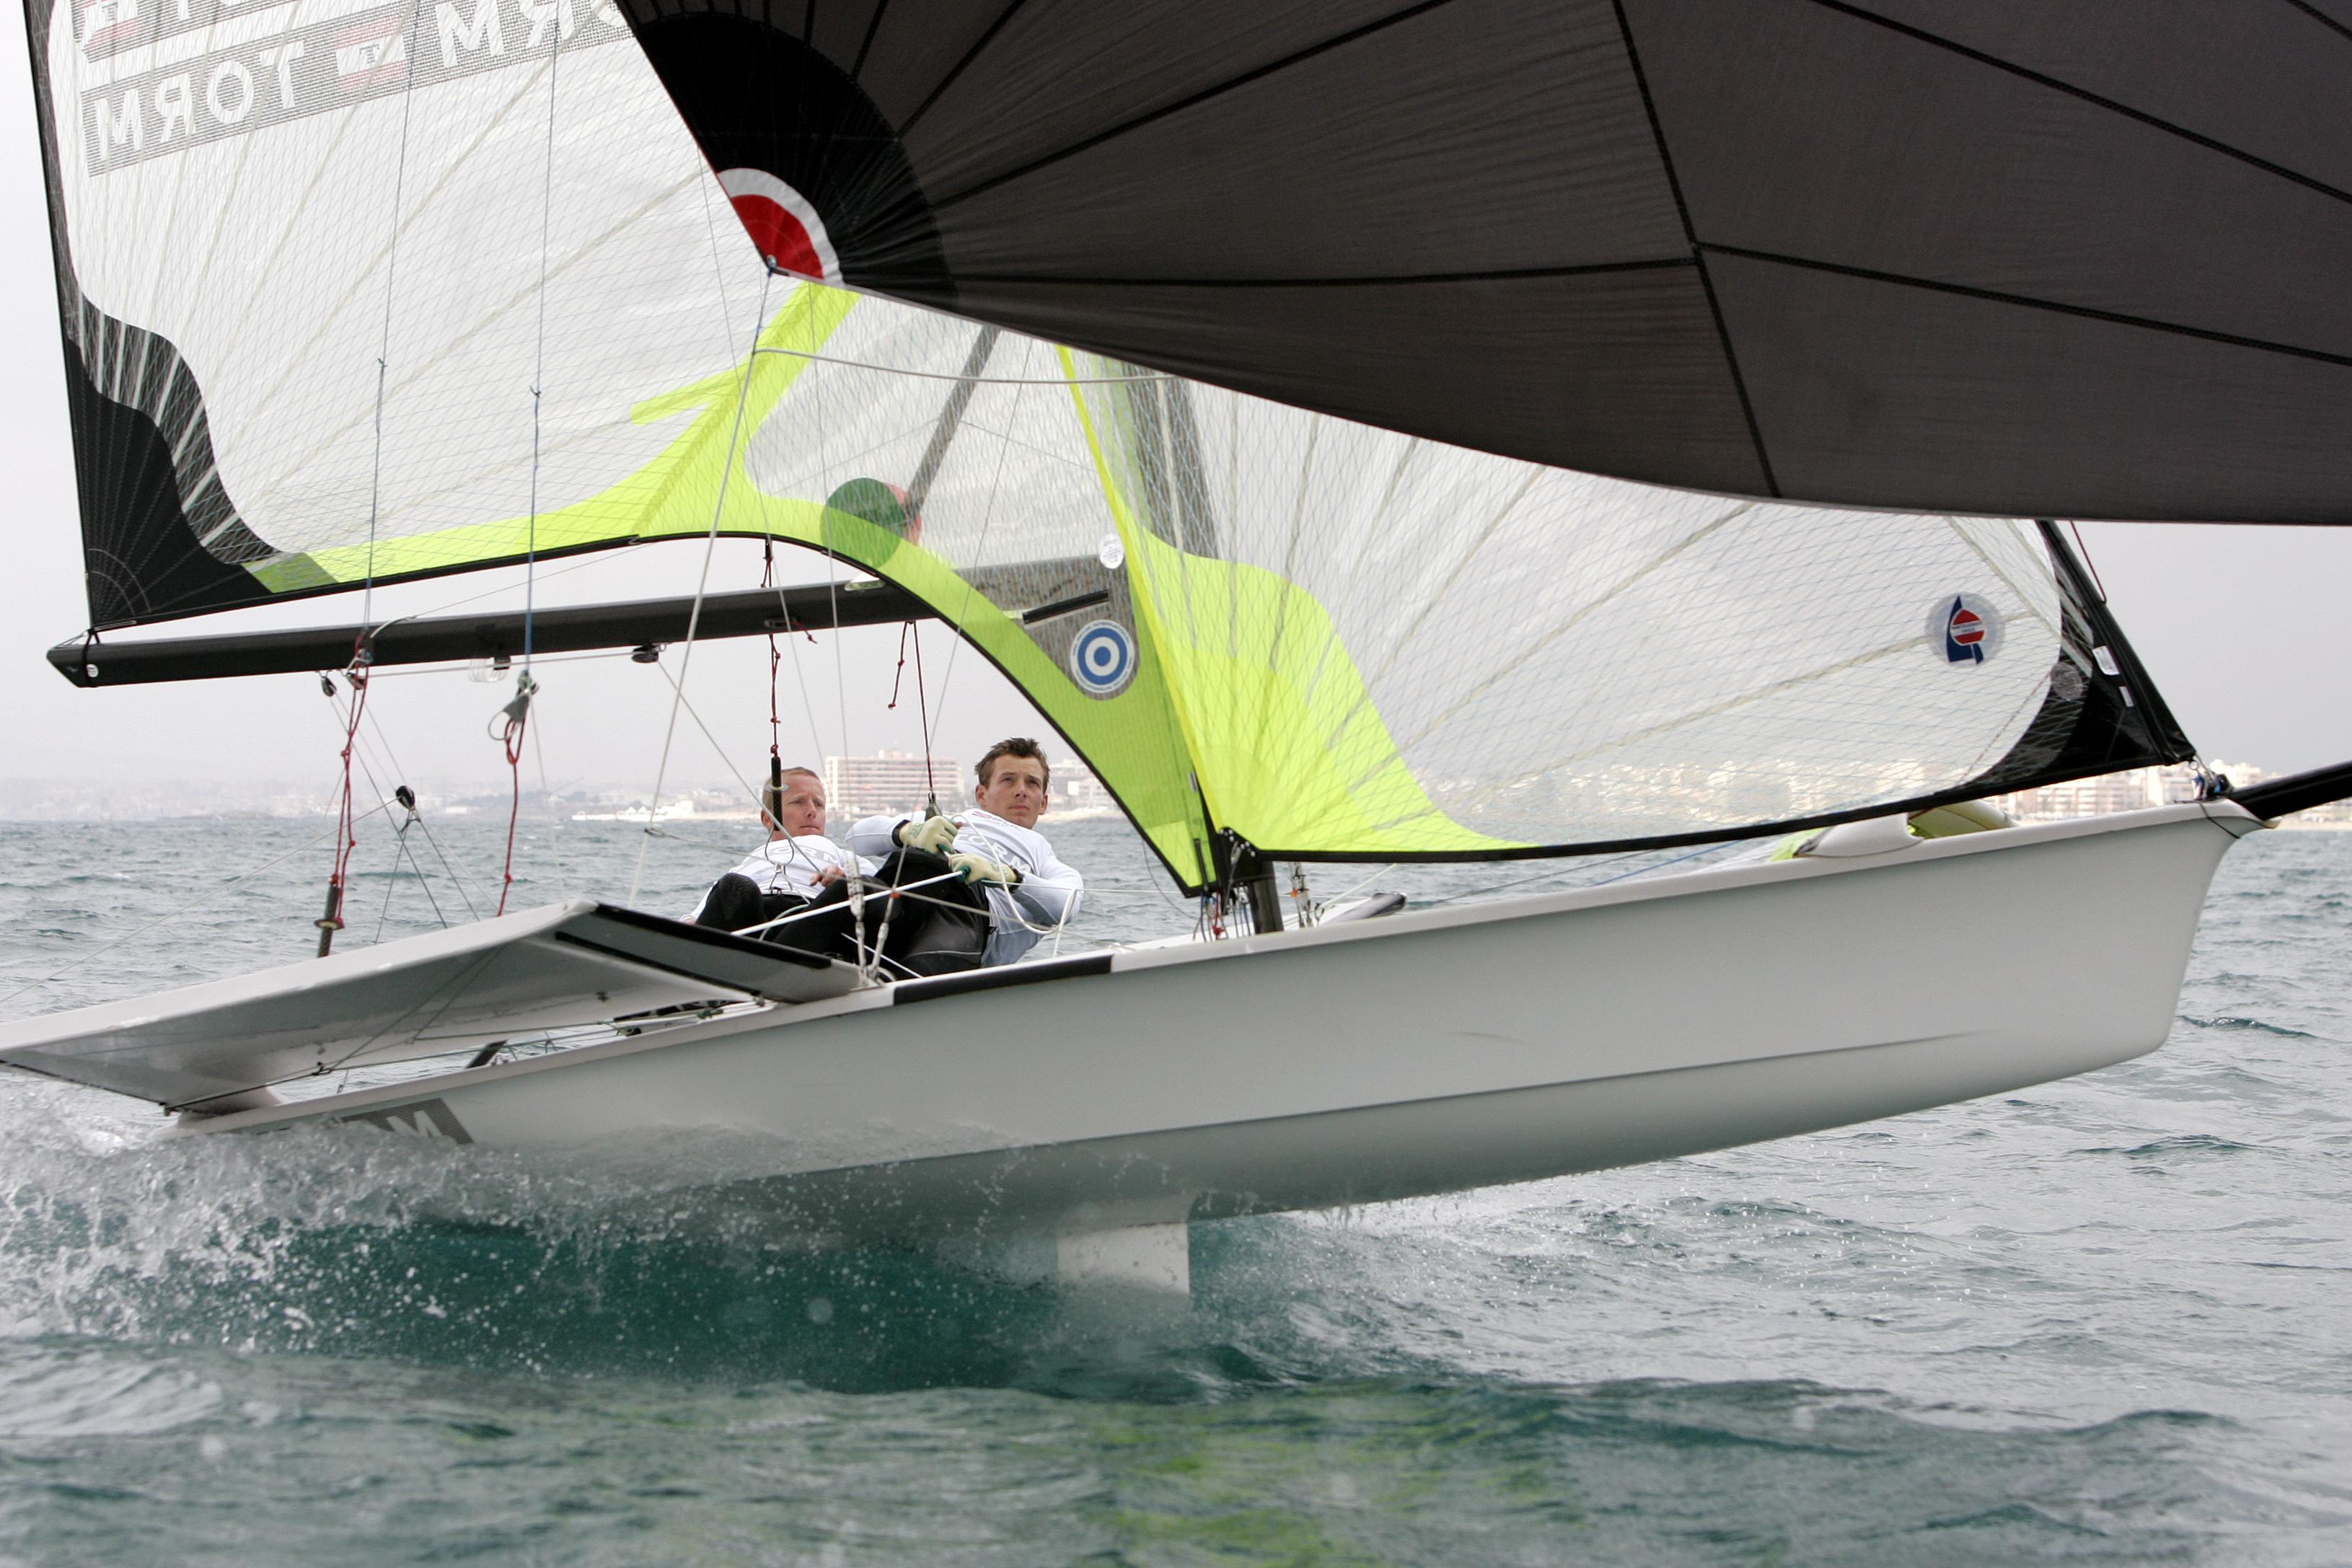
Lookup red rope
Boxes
[324,652,372,935]
[762,537,783,770]
[886,620,911,709]
[911,622,937,809]
[495,693,528,916]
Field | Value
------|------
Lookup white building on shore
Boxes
[1994,759,2349,826]
[1051,757,1119,819]
[824,752,960,816]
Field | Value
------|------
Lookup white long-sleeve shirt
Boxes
[687,834,873,920]
[848,807,1083,966]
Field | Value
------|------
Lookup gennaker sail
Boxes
[614,1,2352,525]
[25,0,2195,893]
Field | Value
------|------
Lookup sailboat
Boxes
[6,0,2347,1296]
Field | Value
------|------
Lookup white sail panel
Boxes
[46,0,762,589]
[710,298,2149,855]
[1067,366,2151,853]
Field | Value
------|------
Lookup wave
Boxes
[2180,1015,2317,1038]
[2074,1133,2262,1160]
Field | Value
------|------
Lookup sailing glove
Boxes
[896,816,959,854]
[948,850,1019,886]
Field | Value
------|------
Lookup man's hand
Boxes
[814,865,845,886]
[948,850,1019,886]
[895,816,958,854]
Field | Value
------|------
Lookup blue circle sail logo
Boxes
[1926,593,2004,664]
[1070,620,1136,697]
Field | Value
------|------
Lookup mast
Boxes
[902,327,1000,522]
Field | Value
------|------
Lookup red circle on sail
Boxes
[730,194,825,278]
[1948,607,1984,646]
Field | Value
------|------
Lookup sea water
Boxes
[0,813,2344,1565]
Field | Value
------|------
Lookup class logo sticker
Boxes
[716,167,840,283]
[345,1098,472,1144]
[1929,593,2003,664]
[1070,620,1135,697]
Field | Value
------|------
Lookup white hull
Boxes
[182,803,2257,1241]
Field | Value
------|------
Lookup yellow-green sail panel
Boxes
[1063,350,1523,860]
[250,286,1215,889]
[249,286,861,593]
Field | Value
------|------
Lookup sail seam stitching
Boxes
[2279,0,2352,47]
[921,0,1462,211]
[1703,242,2352,372]
[1608,0,1780,498]
[850,0,889,78]
[938,258,1694,289]
[1805,0,2352,211]
[897,0,1030,137]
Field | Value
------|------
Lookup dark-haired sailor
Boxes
[847,737,1085,968]
[690,767,871,938]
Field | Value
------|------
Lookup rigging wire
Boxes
[524,26,563,673]
[529,701,573,894]
[359,0,428,630]
[629,268,778,907]
[317,0,424,958]
[749,345,1166,384]
[800,325,875,988]
[764,535,784,803]
[912,622,937,812]
[643,824,778,857]
[2067,519,2110,602]
[327,683,479,923]
[490,674,537,915]
[920,335,1034,763]
[648,659,775,825]
[317,663,373,955]
[485,18,566,917]
[884,621,942,812]
[364,647,635,679]
[351,693,482,916]
[371,795,449,943]
[752,476,834,790]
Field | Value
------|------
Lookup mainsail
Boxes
[615,1,2352,524]
[26,0,2194,892]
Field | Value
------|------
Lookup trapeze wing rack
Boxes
[46,578,935,687]
[0,900,855,1111]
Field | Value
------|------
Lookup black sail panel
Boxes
[62,324,275,627]
[1968,525,2194,797]
[619,0,2352,523]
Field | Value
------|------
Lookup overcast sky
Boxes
[3,2,2346,807]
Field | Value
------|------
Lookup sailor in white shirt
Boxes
[689,767,872,932]
[848,737,1085,968]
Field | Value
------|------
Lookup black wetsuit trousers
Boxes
[694,853,990,976]
[796,849,991,977]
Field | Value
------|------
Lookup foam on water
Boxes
[0,816,2346,1563]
